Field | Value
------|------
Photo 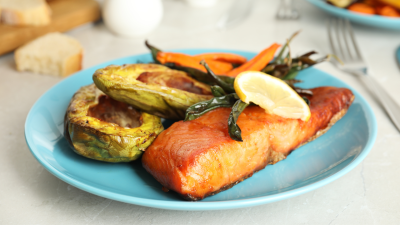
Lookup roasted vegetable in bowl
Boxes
[64,84,164,162]
[327,0,400,17]
[93,63,213,120]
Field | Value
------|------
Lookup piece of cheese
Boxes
[15,32,83,77]
[0,0,51,26]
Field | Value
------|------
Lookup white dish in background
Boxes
[185,0,218,8]
[102,0,163,37]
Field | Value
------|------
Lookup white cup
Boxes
[102,0,163,37]
[185,0,218,8]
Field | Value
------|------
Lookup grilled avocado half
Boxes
[64,83,164,162]
[92,64,213,120]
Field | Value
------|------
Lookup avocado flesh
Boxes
[64,83,164,163]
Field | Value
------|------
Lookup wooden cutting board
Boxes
[0,0,101,56]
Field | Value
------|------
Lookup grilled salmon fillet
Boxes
[142,87,354,201]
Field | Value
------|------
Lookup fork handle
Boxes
[357,72,400,132]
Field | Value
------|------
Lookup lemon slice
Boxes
[234,71,311,121]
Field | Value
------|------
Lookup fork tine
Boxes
[339,19,354,61]
[345,19,363,60]
[328,19,346,61]
[333,19,348,62]
[327,20,339,58]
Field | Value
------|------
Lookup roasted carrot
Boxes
[362,0,379,6]
[157,52,205,71]
[156,52,233,74]
[377,5,400,17]
[226,43,281,77]
[203,59,233,74]
[347,3,376,15]
[378,0,400,10]
[193,53,248,64]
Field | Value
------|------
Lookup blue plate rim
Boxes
[307,0,400,30]
[396,46,400,69]
[24,50,378,211]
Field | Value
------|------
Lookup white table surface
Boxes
[1,0,400,224]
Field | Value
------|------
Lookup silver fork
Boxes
[328,19,400,132]
[276,0,300,20]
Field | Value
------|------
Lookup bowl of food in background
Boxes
[307,0,400,30]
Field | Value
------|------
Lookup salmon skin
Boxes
[142,87,354,201]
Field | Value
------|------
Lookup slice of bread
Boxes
[0,0,51,26]
[15,32,83,77]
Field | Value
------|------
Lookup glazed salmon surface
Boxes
[142,87,354,200]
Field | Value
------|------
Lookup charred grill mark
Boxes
[136,72,152,83]
[166,78,206,95]
[136,71,212,95]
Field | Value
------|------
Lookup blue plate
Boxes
[307,0,400,30]
[25,49,377,211]
[396,46,400,68]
